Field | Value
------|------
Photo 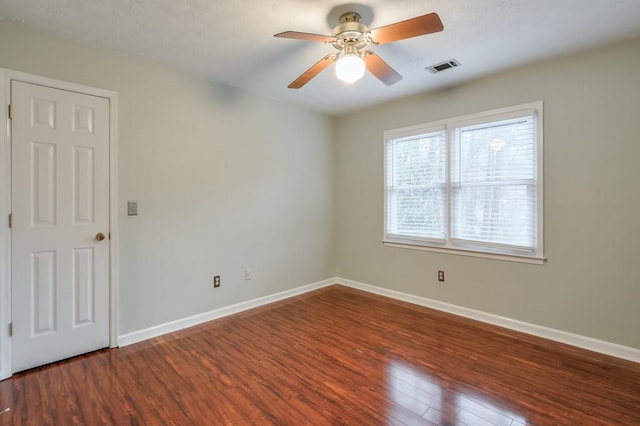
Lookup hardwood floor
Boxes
[2,285,640,425]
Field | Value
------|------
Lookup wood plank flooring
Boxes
[1,285,640,425]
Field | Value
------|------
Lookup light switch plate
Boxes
[127,200,138,216]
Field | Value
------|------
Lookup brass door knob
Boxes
[95,232,106,241]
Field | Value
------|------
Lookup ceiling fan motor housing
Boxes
[332,12,370,50]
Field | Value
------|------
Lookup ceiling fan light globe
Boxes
[335,55,365,84]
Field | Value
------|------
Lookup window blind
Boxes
[384,103,543,260]
[451,116,536,251]
[386,131,446,241]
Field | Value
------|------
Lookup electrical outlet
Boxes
[244,269,252,280]
[213,275,221,288]
[438,270,445,282]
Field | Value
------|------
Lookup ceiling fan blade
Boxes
[363,51,402,86]
[369,13,443,45]
[274,31,337,44]
[288,54,336,89]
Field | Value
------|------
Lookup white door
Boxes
[11,80,110,373]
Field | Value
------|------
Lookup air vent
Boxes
[426,59,461,73]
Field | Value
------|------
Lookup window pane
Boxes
[453,117,535,183]
[386,131,446,240]
[394,187,446,238]
[451,115,536,249]
[452,184,535,247]
[392,134,446,186]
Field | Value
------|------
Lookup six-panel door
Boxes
[11,80,110,373]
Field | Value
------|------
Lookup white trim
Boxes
[118,278,335,347]
[535,103,544,259]
[447,106,537,130]
[383,104,538,139]
[4,268,637,376]
[384,123,446,142]
[336,277,640,364]
[0,69,119,380]
[118,275,640,364]
[108,93,119,348]
[382,241,546,265]
[0,71,11,380]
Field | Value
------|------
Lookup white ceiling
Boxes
[1,0,640,115]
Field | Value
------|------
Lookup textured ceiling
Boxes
[1,0,640,115]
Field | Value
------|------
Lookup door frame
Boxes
[0,69,119,380]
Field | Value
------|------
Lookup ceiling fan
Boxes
[274,11,444,89]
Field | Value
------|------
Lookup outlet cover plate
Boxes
[127,200,138,216]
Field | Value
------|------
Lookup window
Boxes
[384,102,543,263]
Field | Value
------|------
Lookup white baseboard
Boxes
[118,275,640,364]
[336,277,640,364]
[118,278,335,347]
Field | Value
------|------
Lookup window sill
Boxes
[382,240,546,265]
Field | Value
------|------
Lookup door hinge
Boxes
[8,213,11,229]
[8,323,12,337]
[7,105,12,120]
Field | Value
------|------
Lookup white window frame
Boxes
[383,102,544,265]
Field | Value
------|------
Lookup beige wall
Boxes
[334,37,640,349]
[2,19,639,352]
[0,21,335,334]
